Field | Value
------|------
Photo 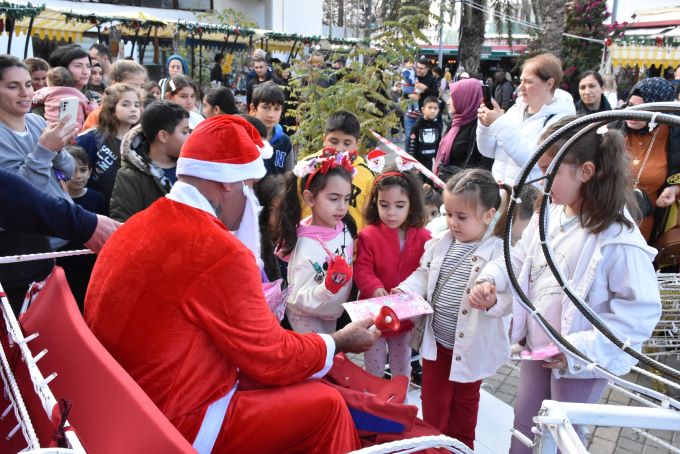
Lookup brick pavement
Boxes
[485,359,680,453]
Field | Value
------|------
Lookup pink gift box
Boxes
[514,343,561,361]
[342,292,433,322]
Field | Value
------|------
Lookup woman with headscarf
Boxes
[623,77,680,243]
[434,78,493,177]
[158,54,188,98]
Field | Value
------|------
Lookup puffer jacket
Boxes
[109,125,175,222]
[477,88,576,185]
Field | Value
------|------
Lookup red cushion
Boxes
[19,267,194,453]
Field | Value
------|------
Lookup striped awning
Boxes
[14,8,93,42]
[609,43,680,70]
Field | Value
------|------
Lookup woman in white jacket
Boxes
[470,120,661,454]
[477,53,575,185]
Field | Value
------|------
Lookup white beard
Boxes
[233,183,264,269]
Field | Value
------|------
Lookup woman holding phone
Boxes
[0,54,79,310]
[476,53,575,185]
[433,79,492,177]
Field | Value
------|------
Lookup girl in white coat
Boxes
[470,119,661,453]
[395,169,512,450]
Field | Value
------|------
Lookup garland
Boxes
[265,31,369,47]
[0,1,44,21]
[609,35,679,48]
[63,11,165,29]
[176,21,254,37]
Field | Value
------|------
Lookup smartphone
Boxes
[59,97,79,128]
[481,83,494,110]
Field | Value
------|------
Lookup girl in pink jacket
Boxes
[354,168,430,380]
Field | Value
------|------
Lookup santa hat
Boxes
[177,115,266,183]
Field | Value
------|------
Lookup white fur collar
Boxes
[166,181,216,217]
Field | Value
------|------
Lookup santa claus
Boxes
[85,115,379,453]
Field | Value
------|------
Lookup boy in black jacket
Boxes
[250,81,293,175]
[408,96,441,172]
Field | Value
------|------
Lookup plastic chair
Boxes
[19,267,195,454]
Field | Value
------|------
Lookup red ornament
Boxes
[234,27,239,36]
[605,37,612,47]
[655,36,663,47]
[223,35,228,41]
[197,27,204,35]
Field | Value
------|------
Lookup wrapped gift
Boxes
[262,279,289,322]
[511,343,561,361]
[342,292,432,322]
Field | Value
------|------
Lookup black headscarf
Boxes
[628,77,676,103]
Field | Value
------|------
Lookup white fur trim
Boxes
[259,141,274,159]
[177,157,266,183]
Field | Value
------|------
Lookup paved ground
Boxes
[486,359,680,453]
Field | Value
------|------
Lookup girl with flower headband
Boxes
[470,118,661,453]
[353,164,431,382]
[394,168,513,450]
[278,151,358,334]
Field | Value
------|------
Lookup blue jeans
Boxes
[404,113,417,150]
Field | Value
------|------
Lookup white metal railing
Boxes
[0,280,85,453]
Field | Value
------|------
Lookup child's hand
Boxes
[469,281,497,310]
[656,185,679,208]
[542,353,567,370]
[390,288,404,295]
[372,288,389,297]
[325,256,352,294]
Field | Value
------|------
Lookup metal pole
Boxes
[6,17,14,54]
[198,38,203,85]
[140,25,153,64]
[23,16,34,59]
[437,0,444,68]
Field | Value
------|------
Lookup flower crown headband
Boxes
[293,148,357,191]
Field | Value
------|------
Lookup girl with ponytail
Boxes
[470,117,662,453]
[394,168,514,450]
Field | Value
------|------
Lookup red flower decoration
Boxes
[605,37,612,47]
[320,158,334,175]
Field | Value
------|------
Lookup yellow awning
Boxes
[610,43,680,71]
[13,8,92,42]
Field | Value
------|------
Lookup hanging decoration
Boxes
[0,2,44,22]
[175,21,254,37]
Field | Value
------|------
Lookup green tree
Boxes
[289,6,431,158]
[561,0,609,93]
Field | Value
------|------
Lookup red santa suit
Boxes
[85,116,361,453]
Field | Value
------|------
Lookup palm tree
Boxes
[536,0,565,57]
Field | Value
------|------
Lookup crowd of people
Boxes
[0,39,675,453]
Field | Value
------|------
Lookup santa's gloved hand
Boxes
[325,256,353,294]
